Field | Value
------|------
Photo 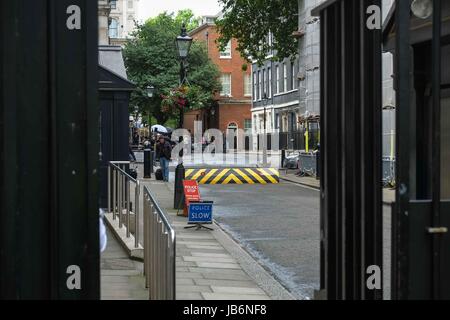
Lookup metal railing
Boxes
[143,186,176,300]
[298,152,317,177]
[108,161,140,248]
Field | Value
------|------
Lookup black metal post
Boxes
[174,134,186,209]
[392,0,412,300]
[431,0,442,300]
[144,148,152,179]
[179,60,186,129]
[316,144,320,180]
[174,163,186,210]
[0,0,99,299]
[312,0,382,300]
[174,25,191,210]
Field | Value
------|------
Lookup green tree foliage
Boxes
[216,0,298,65]
[124,10,221,125]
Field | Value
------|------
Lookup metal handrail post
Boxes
[151,206,156,299]
[143,194,148,286]
[118,172,123,228]
[108,165,111,213]
[171,236,176,300]
[126,177,130,238]
[151,209,156,299]
[135,181,140,248]
[113,168,117,220]
[161,231,168,299]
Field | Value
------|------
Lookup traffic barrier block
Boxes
[185,168,280,185]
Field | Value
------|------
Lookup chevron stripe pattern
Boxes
[185,168,280,185]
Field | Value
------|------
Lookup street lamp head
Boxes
[262,93,269,106]
[146,85,155,98]
[411,0,433,19]
[176,24,193,59]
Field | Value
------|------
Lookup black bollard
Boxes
[144,148,152,179]
[174,163,185,210]
[174,136,185,210]
[281,149,286,168]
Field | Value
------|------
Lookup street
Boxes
[199,181,320,300]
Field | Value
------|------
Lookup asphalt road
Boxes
[199,181,321,300]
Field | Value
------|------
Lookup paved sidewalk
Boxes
[141,179,293,300]
[279,170,396,204]
[101,229,148,300]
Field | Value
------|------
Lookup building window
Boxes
[110,0,117,9]
[220,73,232,97]
[220,40,232,58]
[258,71,262,101]
[276,66,280,94]
[128,0,133,9]
[244,74,252,97]
[244,119,252,133]
[128,15,135,30]
[283,63,287,92]
[262,69,266,97]
[275,114,280,130]
[109,19,118,38]
[253,72,257,101]
[291,62,296,90]
[268,67,272,97]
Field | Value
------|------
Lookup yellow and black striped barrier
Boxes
[185,168,280,185]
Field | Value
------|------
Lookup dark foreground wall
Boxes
[0,1,99,299]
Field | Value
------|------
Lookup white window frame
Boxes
[262,69,266,98]
[283,63,287,92]
[244,74,252,97]
[258,71,262,101]
[268,67,272,98]
[220,73,232,97]
[109,18,119,38]
[276,66,280,94]
[244,119,252,133]
[253,72,257,101]
[291,63,296,90]
[220,40,232,59]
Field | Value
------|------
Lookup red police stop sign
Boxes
[182,180,201,216]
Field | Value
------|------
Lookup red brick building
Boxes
[184,16,252,136]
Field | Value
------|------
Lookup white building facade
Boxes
[108,0,140,45]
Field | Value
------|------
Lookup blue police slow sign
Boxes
[188,202,213,225]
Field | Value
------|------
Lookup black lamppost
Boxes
[175,24,193,129]
[174,24,192,210]
[144,85,155,179]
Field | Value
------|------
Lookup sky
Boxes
[138,0,223,23]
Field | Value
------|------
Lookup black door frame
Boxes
[0,1,99,299]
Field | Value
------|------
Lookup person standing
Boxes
[155,135,172,182]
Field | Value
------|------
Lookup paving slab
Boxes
[194,279,258,288]
[211,286,266,295]
[183,256,237,263]
[101,229,148,300]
